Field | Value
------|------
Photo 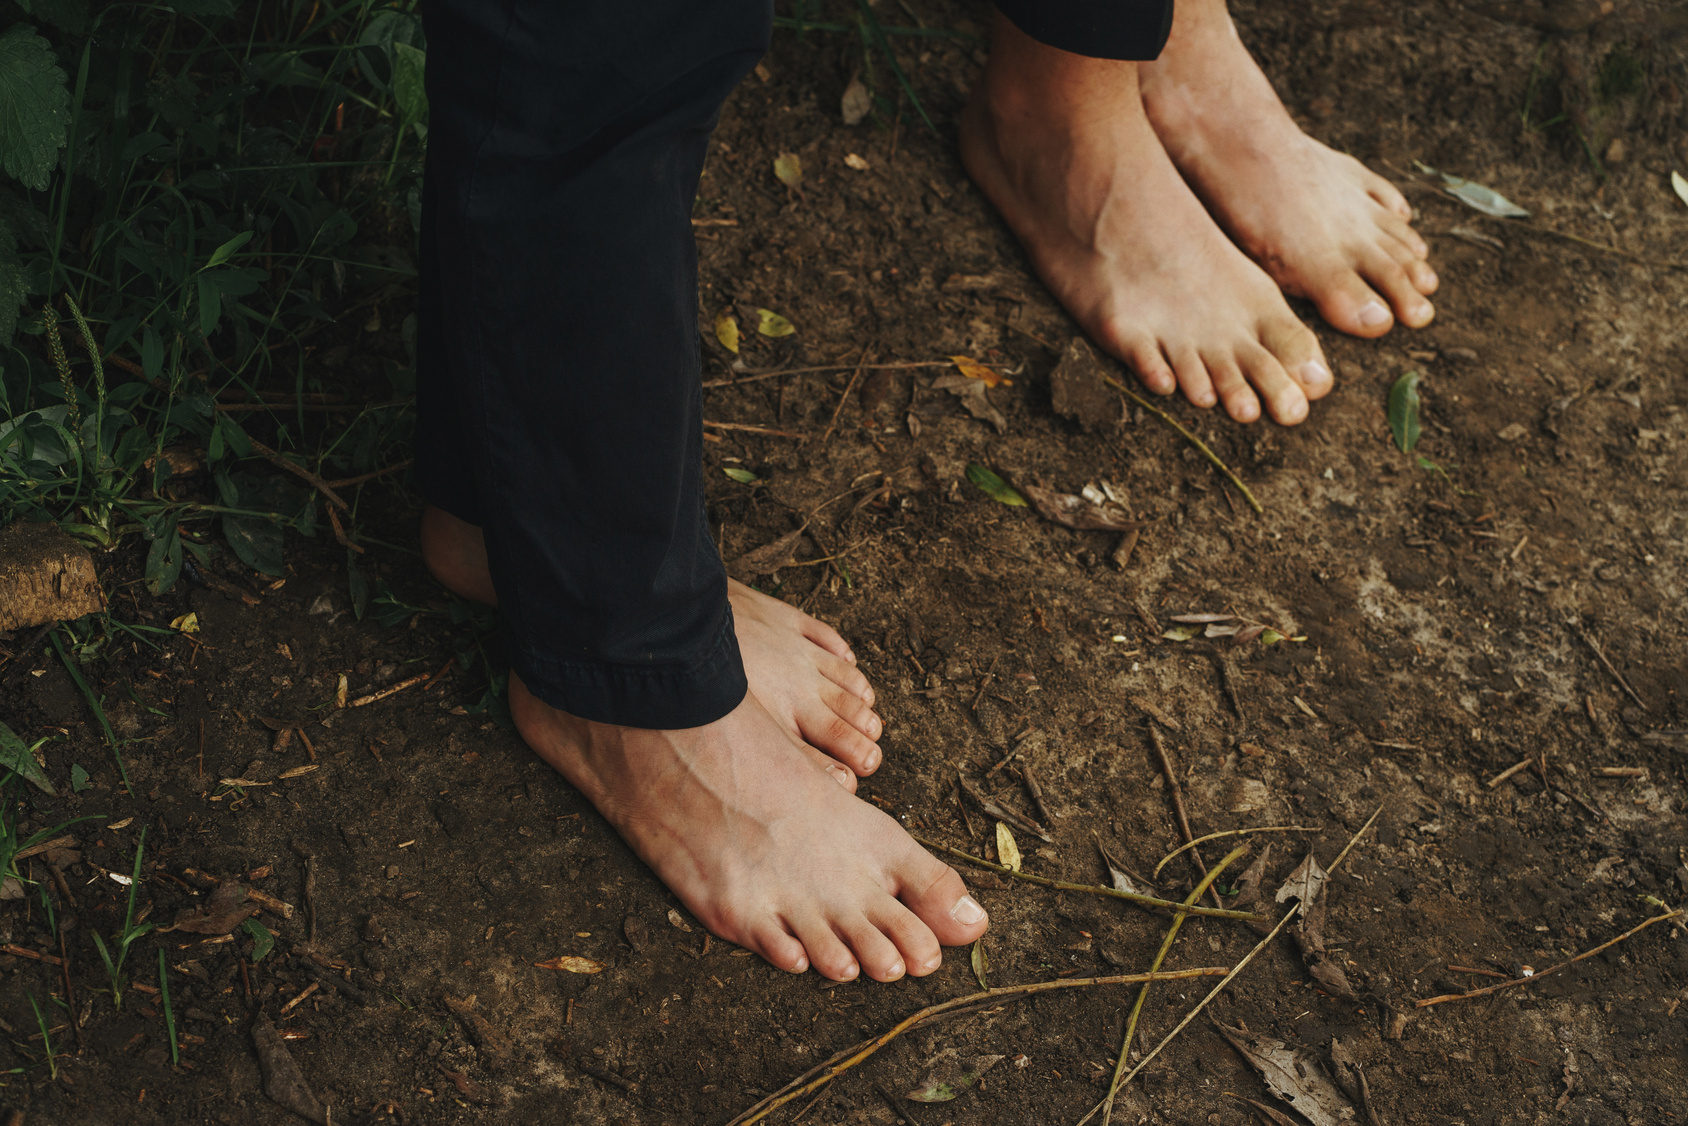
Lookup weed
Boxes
[46,627,129,791]
[26,991,55,1081]
[90,826,152,1011]
[159,950,177,1066]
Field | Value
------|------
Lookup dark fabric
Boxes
[416,0,771,729]
[996,0,1175,61]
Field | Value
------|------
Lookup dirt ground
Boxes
[3,1,1687,1123]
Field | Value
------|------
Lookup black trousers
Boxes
[415,0,1174,729]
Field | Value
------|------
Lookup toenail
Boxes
[1298,360,1332,388]
[887,961,905,979]
[1358,301,1391,327]
[843,963,859,980]
[950,895,987,925]
[923,955,943,972]
[829,765,852,787]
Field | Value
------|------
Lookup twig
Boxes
[248,439,348,511]
[910,835,1264,921]
[1102,847,1249,1125]
[13,836,78,864]
[1415,908,1683,1008]
[969,655,1001,712]
[1215,654,1246,721]
[1152,826,1318,879]
[728,967,1231,1125]
[1073,806,1384,1126]
[819,345,874,446]
[1568,619,1647,711]
[1356,1062,1383,1126]
[1147,725,1220,911]
[321,459,414,489]
[1020,763,1055,826]
[1100,374,1262,513]
[702,360,970,389]
[2,944,64,966]
[703,420,808,439]
[1485,757,1536,789]
[349,672,431,708]
[956,773,1052,842]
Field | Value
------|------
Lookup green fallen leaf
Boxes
[70,764,90,793]
[241,917,275,962]
[0,720,55,796]
[965,465,1026,507]
[1389,370,1423,453]
[723,467,760,485]
[713,311,740,354]
[756,308,795,337]
[970,937,989,990]
[907,1053,1006,1103]
[772,151,803,190]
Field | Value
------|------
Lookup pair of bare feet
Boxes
[962,3,1438,425]
[424,1,1441,988]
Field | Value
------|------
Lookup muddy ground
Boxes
[2,0,1687,1123]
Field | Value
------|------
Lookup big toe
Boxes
[897,849,989,946]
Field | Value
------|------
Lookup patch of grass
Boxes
[26,991,55,1082]
[90,826,152,1011]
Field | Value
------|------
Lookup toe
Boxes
[1360,248,1435,328]
[1361,166,1413,221]
[895,848,989,946]
[799,615,855,664]
[1304,252,1396,338]
[1118,334,1177,397]
[797,696,882,777]
[1377,210,1431,260]
[868,900,944,977]
[805,749,859,792]
[790,915,859,982]
[818,655,875,707]
[1200,352,1262,424]
[1258,316,1333,405]
[1231,344,1309,426]
[836,916,907,982]
[750,922,811,975]
[1170,348,1219,411]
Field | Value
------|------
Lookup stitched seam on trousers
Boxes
[516,608,739,691]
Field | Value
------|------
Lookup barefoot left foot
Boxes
[1138,0,1438,338]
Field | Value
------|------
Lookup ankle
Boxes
[419,506,497,605]
[976,12,1140,132]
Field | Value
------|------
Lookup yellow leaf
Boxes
[995,821,1022,873]
[950,355,1011,388]
[169,612,199,634]
[756,308,795,337]
[844,152,869,172]
[773,151,803,190]
[713,311,740,354]
[535,955,607,974]
[278,765,318,780]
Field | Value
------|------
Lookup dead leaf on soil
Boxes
[995,822,1022,872]
[713,311,740,354]
[668,908,694,932]
[253,1015,329,1124]
[841,77,871,126]
[732,527,807,578]
[907,1049,1005,1103]
[1164,613,1303,647]
[1230,842,1275,935]
[1214,1022,1355,1126]
[1048,337,1123,431]
[932,374,1007,433]
[169,879,260,935]
[535,955,607,974]
[1671,170,1688,209]
[1018,483,1142,533]
[1231,1095,1301,1126]
[773,152,803,192]
[756,308,796,338]
[623,914,650,953]
[1094,834,1155,898]
[970,936,989,989]
[949,355,1011,388]
[441,1066,494,1104]
[1276,850,1328,910]
[1276,849,1358,998]
[444,995,514,1063]
[843,152,869,171]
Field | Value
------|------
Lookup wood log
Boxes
[0,522,104,631]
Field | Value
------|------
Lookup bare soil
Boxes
[2,1,1686,1123]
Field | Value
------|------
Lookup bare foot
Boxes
[1138,0,1437,337]
[511,674,988,980]
[419,506,883,776]
[961,13,1333,425]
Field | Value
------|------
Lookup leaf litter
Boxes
[1415,161,1530,218]
[934,374,1007,432]
[1018,482,1142,532]
[1275,849,1358,998]
[906,1049,1004,1103]
[965,464,1026,507]
[253,1014,330,1124]
[1213,1022,1356,1126]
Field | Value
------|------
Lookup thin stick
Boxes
[321,459,413,489]
[1147,725,1220,911]
[910,834,1265,921]
[729,967,1231,1126]
[248,439,348,511]
[1152,827,1318,879]
[703,420,808,439]
[1415,908,1683,1008]
[1073,805,1384,1126]
[1569,619,1647,711]
[702,360,968,389]
[215,398,411,413]
[970,654,1001,712]
[1020,763,1055,827]
[348,672,431,708]
[1102,847,1249,1125]
[1100,374,1262,513]
[819,346,874,445]
[1485,757,1535,789]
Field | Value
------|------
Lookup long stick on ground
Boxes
[728,967,1232,1126]
[1102,847,1249,1126]
[1100,373,1262,513]
[1415,906,1683,1008]
[1152,826,1317,879]
[1072,805,1384,1126]
[911,834,1265,921]
[1147,723,1221,911]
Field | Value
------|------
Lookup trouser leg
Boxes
[993,0,1176,60]
[416,0,770,729]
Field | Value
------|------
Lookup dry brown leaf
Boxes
[253,1015,329,1124]
[949,355,1011,388]
[535,955,607,974]
[733,527,807,577]
[773,152,803,190]
[931,374,1007,433]
[1018,483,1142,532]
[171,880,260,935]
[995,822,1022,872]
[907,1050,1005,1103]
[841,77,871,125]
[667,907,693,932]
[1214,1022,1355,1126]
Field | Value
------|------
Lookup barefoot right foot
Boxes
[511,675,989,980]
[420,506,884,777]
[960,14,1333,425]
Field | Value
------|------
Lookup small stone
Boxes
[385,865,399,880]
[1498,423,1529,442]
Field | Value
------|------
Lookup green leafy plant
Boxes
[1388,370,1422,453]
[90,826,152,1010]
[241,917,275,963]
[965,464,1027,507]
[26,990,56,1081]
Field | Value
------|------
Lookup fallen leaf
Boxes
[623,914,649,953]
[723,467,761,485]
[171,880,260,935]
[1018,483,1141,532]
[1162,624,1202,642]
[934,375,1007,433]
[444,995,513,1062]
[1417,163,1530,218]
[949,355,1011,388]
[1234,1095,1302,1126]
[667,908,693,932]
[278,765,317,780]
[1388,370,1423,453]
[1171,613,1238,624]
[907,1050,1005,1103]
[841,77,871,126]
[995,822,1022,873]
[253,1015,330,1124]
[1230,843,1275,934]
[1674,170,1688,209]
[441,1067,492,1104]
[1095,835,1155,897]
[170,611,200,634]
[1214,1022,1355,1126]
[772,152,803,191]
[964,465,1026,507]
[1328,1037,1363,1104]
[970,936,989,989]
[242,917,275,962]
[1275,850,1329,910]
[1047,337,1122,431]
[756,308,796,337]
[713,311,740,354]
[733,528,807,577]
[844,152,869,171]
[535,955,607,974]
[0,720,55,796]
